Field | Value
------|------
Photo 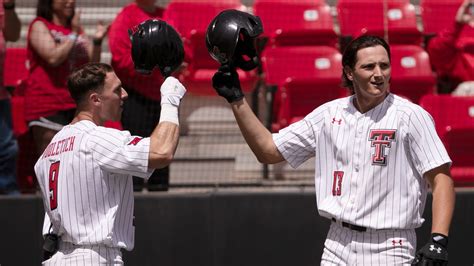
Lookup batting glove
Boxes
[42,233,59,261]
[412,233,448,266]
[212,64,244,103]
[160,76,186,107]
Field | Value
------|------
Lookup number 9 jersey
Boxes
[34,120,154,250]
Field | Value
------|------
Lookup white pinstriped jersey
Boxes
[273,94,451,230]
[35,120,153,251]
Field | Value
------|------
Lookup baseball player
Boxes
[208,23,455,265]
[35,61,185,264]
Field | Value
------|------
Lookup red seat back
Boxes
[276,77,344,129]
[386,2,422,44]
[4,47,28,92]
[164,0,244,38]
[420,0,464,36]
[444,126,474,167]
[261,46,342,86]
[390,45,436,103]
[419,95,474,139]
[337,0,421,45]
[253,0,337,47]
[261,46,343,130]
[163,0,247,94]
[4,48,29,136]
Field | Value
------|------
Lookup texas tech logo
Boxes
[368,129,396,165]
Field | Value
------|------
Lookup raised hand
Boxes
[94,21,109,42]
[160,76,186,107]
[455,0,474,27]
[212,64,244,103]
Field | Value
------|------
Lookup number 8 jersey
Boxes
[35,120,153,250]
[272,94,451,230]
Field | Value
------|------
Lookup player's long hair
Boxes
[341,35,391,94]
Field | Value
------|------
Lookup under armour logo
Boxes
[392,239,403,246]
[332,118,342,125]
[429,244,442,254]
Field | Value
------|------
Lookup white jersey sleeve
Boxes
[272,106,327,168]
[87,127,154,179]
[42,213,51,236]
[407,105,452,175]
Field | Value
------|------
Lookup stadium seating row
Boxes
[419,95,474,186]
[4,0,473,187]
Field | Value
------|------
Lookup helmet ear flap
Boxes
[233,32,259,71]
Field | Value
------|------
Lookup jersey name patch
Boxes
[368,129,396,165]
[42,136,76,159]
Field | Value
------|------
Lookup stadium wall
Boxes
[0,190,472,265]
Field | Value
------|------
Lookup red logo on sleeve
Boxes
[128,137,143,145]
[368,129,396,165]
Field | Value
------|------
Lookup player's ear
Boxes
[344,66,354,81]
[89,92,101,106]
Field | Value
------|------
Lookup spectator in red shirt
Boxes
[109,0,173,192]
[25,0,108,156]
[427,0,474,94]
[0,0,21,195]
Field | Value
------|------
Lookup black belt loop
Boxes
[331,218,367,232]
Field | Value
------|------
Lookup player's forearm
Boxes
[431,173,455,236]
[3,8,21,42]
[231,98,284,164]
[148,122,179,169]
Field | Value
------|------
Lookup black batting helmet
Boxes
[206,9,263,71]
[129,19,184,77]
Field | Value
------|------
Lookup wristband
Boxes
[93,38,102,46]
[68,33,78,42]
[431,233,448,248]
[159,103,179,125]
[3,2,15,10]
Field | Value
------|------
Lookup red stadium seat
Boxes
[4,48,37,193]
[261,46,345,130]
[4,47,28,93]
[4,48,28,136]
[419,95,474,138]
[253,0,337,48]
[277,77,344,128]
[337,0,422,45]
[389,45,436,103]
[419,95,474,186]
[163,0,258,95]
[420,0,464,37]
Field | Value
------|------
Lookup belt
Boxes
[331,218,367,232]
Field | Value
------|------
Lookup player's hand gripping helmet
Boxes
[129,19,184,77]
[206,9,263,71]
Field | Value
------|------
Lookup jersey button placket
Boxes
[351,117,364,209]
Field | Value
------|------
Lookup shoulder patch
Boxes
[128,137,143,146]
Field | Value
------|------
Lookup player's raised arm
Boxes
[148,76,185,169]
[129,19,186,169]
[206,10,284,164]
[213,65,283,164]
